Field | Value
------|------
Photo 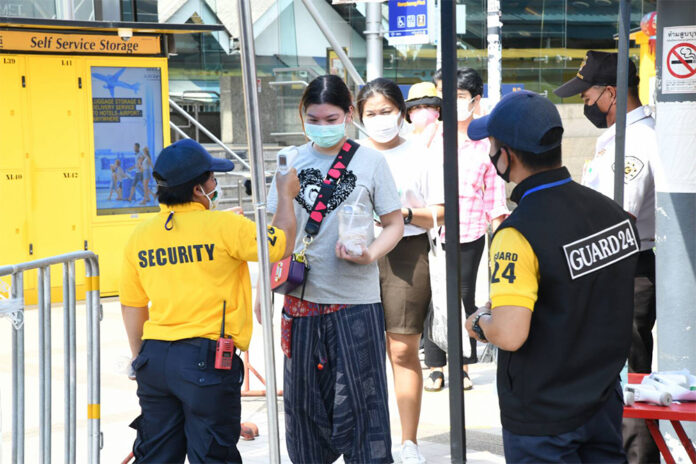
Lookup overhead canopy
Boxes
[0,16,224,35]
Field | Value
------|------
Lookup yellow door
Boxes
[0,54,30,296]
[25,55,87,294]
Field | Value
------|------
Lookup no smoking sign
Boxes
[662,26,696,94]
[667,43,696,79]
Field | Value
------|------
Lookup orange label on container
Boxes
[0,30,160,55]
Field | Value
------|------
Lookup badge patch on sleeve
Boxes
[611,156,644,183]
[562,219,639,279]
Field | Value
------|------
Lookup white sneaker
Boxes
[401,440,427,464]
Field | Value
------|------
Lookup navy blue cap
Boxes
[153,139,234,187]
[468,90,563,154]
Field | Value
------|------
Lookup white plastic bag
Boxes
[425,209,471,357]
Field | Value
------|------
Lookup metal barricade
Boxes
[0,251,101,464]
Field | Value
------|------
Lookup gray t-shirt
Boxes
[267,141,401,304]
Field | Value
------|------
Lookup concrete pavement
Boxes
[0,256,504,463]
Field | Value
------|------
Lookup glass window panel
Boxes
[0,0,56,18]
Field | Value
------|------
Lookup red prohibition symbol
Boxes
[666,42,696,79]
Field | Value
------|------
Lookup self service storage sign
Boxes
[388,0,429,45]
[0,30,161,55]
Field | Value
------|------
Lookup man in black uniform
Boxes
[464,91,638,462]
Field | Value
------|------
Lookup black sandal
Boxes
[424,370,445,392]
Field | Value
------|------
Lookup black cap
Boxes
[554,51,639,98]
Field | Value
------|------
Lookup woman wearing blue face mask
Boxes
[264,74,404,463]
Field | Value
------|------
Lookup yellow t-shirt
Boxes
[120,203,286,350]
[489,227,540,311]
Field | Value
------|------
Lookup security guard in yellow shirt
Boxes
[464,91,638,463]
[120,139,299,463]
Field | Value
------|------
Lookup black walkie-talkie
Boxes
[214,301,234,370]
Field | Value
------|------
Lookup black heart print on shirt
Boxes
[295,168,357,214]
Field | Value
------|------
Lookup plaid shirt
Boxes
[429,135,509,243]
[455,137,509,242]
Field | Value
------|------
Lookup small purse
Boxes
[270,140,359,296]
[270,245,310,295]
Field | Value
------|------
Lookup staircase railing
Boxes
[169,98,251,172]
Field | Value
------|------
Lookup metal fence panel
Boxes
[0,251,101,464]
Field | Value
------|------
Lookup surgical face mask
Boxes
[583,88,611,129]
[363,113,402,143]
[457,98,474,121]
[490,147,511,183]
[200,179,220,210]
[410,108,439,130]
[304,117,346,148]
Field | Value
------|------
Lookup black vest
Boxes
[495,167,638,436]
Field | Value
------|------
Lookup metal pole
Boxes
[90,258,102,463]
[69,261,77,464]
[300,0,366,86]
[655,0,696,440]
[365,1,383,81]
[63,263,71,464]
[86,259,95,464]
[237,1,281,463]
[487,0,502,106]
[38,266,51,463]
[57,0,74,20]
[436,0,442,71]
[11,272,18,462]
[614,0,630,205]
[441,0,466,462]
[11,272,25,464]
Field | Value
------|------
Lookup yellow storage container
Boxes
[0,21,222,303]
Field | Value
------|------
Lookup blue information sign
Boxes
[388,0,429,45]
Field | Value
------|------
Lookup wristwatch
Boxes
[472,312,491,342]
[403,208,413,225]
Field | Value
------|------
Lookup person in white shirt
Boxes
[555,50,658,464]
[357,78,445,464]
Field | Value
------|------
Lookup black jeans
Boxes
[424,235,486,367]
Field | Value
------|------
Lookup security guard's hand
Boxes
[465,302,492,343]
[276,168,300,200]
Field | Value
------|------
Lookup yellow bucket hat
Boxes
[405,82,442,122]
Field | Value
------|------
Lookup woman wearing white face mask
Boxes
[358,78,445,464]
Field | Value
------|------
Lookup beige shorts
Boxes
[378,233,431,334]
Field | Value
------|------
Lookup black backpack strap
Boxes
[304,139,359,236]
